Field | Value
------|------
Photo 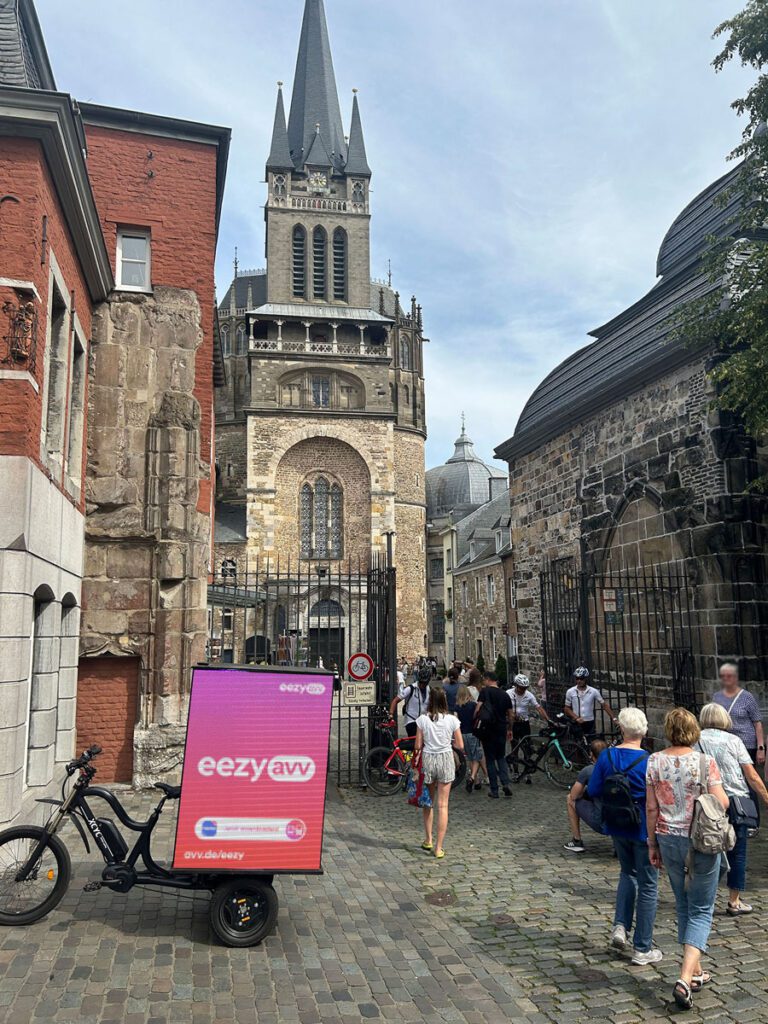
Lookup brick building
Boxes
[0,0,229,816]
[495,159,768,735]
[214,0,428,663]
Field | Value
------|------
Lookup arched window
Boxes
[292,225,306,297]
[352,181,365,205]
[333,228,347,300]
[236,324,246,354]
[221,559,237,580]
[313,227,327,299]
[221,324,230,357]
[300,478,344,559]
[400,335,411,370]
[403,384,410,406]
[273,174,286,197]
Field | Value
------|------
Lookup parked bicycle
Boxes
[363,720,467,795]
[0,745,277,947]
[506,719,590,788]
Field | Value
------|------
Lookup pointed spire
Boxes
[287,0,346,171]
[266,82,294,170]
[448,418,477,462]
[345,90,371,176]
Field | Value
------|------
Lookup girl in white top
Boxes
[414,687,463,860]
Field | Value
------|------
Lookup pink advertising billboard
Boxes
[172,666,334,873]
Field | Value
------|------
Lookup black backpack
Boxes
[600,749,648,832]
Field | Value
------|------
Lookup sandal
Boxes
[673,980,693,1010]
[691,971,711,992]
[434,850,445,859]
[420,841,433,851]
[726,901,753,916]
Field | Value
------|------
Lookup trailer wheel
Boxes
[209,877,278,947]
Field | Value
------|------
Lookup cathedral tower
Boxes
[215,0,428,658]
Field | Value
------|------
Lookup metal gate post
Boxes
[385,531,397,706]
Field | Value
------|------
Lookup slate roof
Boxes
[287,0,347,172]
[496,163,745,464]
[215,503,247,544]
[266,85,293,171]
[219,273,267,312]
[249,302,392,323]
[452,491,512,570]
[0,0,54,90]
[345,93,371,176]
[426,427,507,519]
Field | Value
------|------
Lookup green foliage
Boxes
[676,1,768,442]
[494,652,508,686]
[476,652,486,674]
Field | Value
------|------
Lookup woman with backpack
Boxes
[696,702,768,917]
[413,686,464,858]
[587,708,659,964]
[646,708,730,1010]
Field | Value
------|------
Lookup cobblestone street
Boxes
[0,780,766,1024]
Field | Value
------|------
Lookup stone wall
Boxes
[393,428,427,658]
[452,558,507,669]
[81,287,211,782]
[506,356,768,715]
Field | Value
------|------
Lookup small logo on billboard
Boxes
[201,819,217,838]
[279,682,326,695]
[306,683,326,695]
[285,819,306,841]
[267,755,316,782]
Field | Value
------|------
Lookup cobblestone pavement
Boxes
[0,780,765,1024]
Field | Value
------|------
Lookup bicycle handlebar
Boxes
[66,744,103,774]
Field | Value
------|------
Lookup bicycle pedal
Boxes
[83,881,102,892]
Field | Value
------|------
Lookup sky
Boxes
[37,0,754,471]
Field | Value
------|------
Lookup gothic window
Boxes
[352,181,365,205]
[313,227,327,299]
[284,383,302,407]
[311,376,330,407]
[292,225,306,297]
[273,174,286,197]
[221,324,231,357]
[403,384,410,406]
[236,324,247,354]
[399,335,411,370]
[300,477,344,559]
[333,228,347,300]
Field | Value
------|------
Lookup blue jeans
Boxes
[481,732,510,794]
[613,837,658,953]
[726,823,748,892]
[657,834,720,952]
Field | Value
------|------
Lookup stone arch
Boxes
[264,423,382,488]
[274,437,372,565]
[595,479,682,570]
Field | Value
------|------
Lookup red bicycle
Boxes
[362,720,467,795]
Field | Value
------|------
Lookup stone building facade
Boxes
[496,161,768,733]
[214,0,428,663]
[0,0,229,806]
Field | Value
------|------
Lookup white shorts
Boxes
[422,750,456,785]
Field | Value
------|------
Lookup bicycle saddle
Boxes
[154,783,181,799]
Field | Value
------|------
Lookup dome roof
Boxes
[426,425,507,519]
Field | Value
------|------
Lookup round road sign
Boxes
[347,652,374,681]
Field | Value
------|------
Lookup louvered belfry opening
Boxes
[313,226,327,299]
[332,228,346,300]
[292,225,306,297]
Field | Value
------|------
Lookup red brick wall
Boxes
[82,125,219,515]
[0,137,92,505]
[76,656,139,783]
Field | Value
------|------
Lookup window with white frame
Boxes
[446,549,453,571]
[487,574,495,604]
[474,577,480,601]
[462,581,468,608]
[509,579,516,608]
[495,530,503,553]
[470,541,476,561]
[116,229,151,291]
[489,626,497,660]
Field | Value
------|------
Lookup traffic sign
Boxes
[347,652,374,681]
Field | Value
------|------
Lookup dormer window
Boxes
[470,541,476,561]
[495,530,503,553]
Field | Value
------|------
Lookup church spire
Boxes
[345,90,371,176]
[266,82,293,171]
[287,0,346,171]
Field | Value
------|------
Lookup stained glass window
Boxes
[314,477,329,557]
[312,376,330,407]
[400,336,411,369]
[300,484,313,558]
[330,484,343,558]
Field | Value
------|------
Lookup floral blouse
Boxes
[646,751,722,837]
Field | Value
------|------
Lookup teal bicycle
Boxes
[507,720,589,789]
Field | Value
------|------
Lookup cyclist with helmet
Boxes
[390,664,432,737]
[564,667,617,739]
[506,673,551,780]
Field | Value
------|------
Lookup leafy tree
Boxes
[676,1,768,440]
[494,652,508,686]
[476,652,486,674]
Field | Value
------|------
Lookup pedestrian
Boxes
[505,673,551,779]
[456,684,487,792]
[466,667,483,701]
[563,738,608,853]
[389,664,431,737]
[473,671,513,799]
[587,709,660,965]
[564,667,617,739]
[696,702,768,917]
[646,708,729,1010]
[460,658,475,683]
[414,686,464,858]
[443,668,461,713]
[712,663,764,769]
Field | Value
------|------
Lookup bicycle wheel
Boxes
[209,877,278,947]
[544,741,589,789]
[362,746,406,795]
[0,826,71,925]
[451,749,467,790]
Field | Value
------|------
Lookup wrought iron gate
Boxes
[540,558,698,716]
[206,552,396,784]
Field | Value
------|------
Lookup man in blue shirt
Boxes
[588,707,660,966]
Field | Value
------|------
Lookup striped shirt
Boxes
[712,689,762,752]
